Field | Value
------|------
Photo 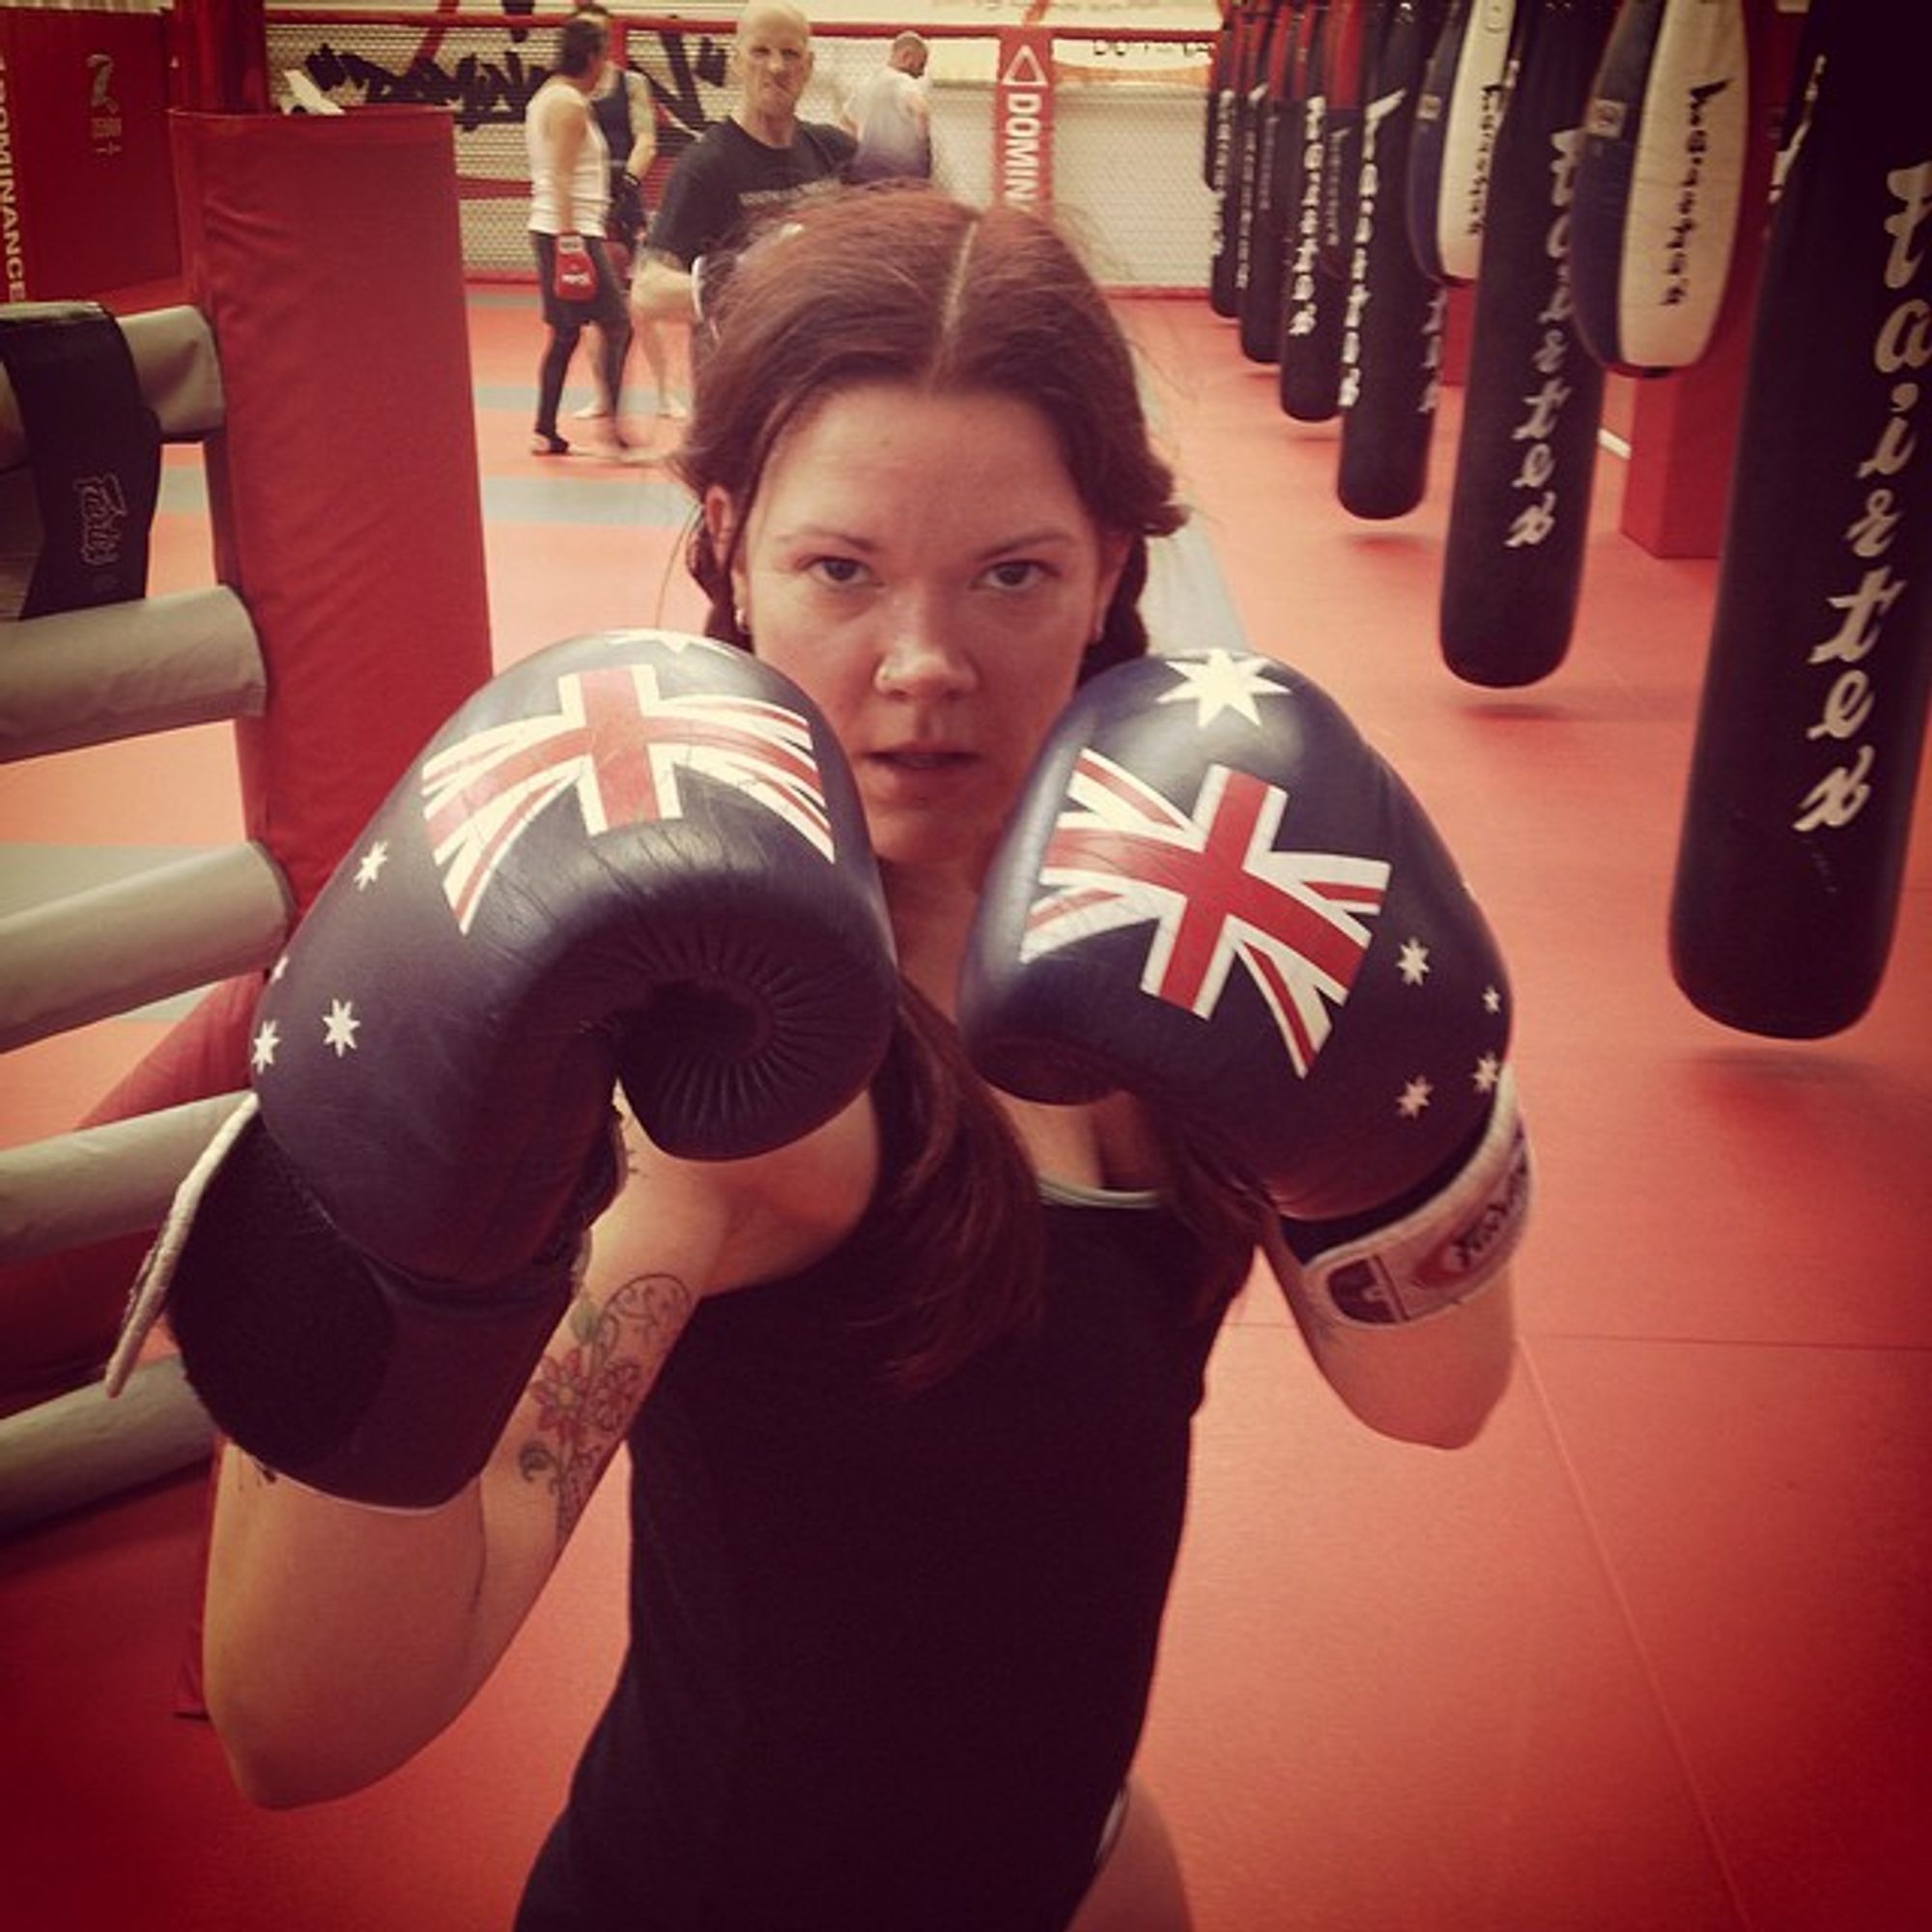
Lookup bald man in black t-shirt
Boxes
[630,2,854,325]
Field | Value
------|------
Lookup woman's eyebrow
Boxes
[973,527,1083,560]
[761,523,1084,558]
[765,522,881,553]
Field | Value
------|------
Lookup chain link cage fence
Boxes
[264,10,1217,291]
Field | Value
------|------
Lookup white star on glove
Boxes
[1157,651,1285,727]
[322,998,361,1057]
[250,1019,280,1072]
[355,840,390,890]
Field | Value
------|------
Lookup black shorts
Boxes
[531,231,629,330]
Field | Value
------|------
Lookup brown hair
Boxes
[555,14,608,77]
[676,187,1258,1387]
[674,184,1185,683]
[870,986,1263,1393]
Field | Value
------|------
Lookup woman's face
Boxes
[710,383,1125,880]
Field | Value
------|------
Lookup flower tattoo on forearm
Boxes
[519,1272,694,1543]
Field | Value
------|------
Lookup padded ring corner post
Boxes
[0,300,270,1532]
[2,104,499,1532]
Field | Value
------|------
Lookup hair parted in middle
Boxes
[674,185,1186,685]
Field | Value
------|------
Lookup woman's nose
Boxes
[873,601,974,699]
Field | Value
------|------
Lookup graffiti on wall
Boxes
[293,27,732,162]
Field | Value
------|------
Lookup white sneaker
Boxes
[573,398,612,420]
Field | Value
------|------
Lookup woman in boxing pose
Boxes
[145,186,1525,1932]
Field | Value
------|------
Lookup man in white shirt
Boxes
[841,31,932,185]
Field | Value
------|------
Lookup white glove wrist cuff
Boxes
[1291,1068,1531,1329]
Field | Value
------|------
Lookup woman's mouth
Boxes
[879,749,969,770]
[866,747,979,784]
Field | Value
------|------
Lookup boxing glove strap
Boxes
[1279,1070,1530,1328]
[112,1105,616,1510]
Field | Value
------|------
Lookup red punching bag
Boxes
[1437,0,1617,687]
[1337,0,1450,520]
[1668,0,1932,1038]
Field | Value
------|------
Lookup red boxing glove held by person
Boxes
[553,233,596,300]
[960,648,1528,1316]
[112,631,897,1507]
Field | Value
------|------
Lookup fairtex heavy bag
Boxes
[1278,0,1354,419]
[1437,0,1617,687]
[1337,0,1449,519]
[1571,0,1750,377]
[1668,0,1932,1038]
[1407,0,1520,288]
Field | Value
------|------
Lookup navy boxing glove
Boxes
[959,649,1528,1329]
[112,630,897,1507]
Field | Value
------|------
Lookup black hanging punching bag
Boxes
[1438,0,1617,687]
[1210,0,1261,317]
[1236,0,1314,363]
[1407,0,1519,288]
[1230,2,1281,340]
[1570,0,1750,378]
[1240,1,1298,362]
[1669,0,1932,1038]
[1338,0,1449,519]
[1319,0,1378,294]
[1206,0,1236,189]
[1278,0,1351,419]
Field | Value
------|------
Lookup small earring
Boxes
[733,604,750,639]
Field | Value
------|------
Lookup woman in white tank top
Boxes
[523,14,636,458]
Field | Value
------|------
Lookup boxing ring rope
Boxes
[2,587,263,762]
[1,90,496,1535]
[0,314,284,1530]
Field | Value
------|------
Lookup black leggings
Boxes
[530,232,631,439]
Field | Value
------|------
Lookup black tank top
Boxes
[519,1098,1231,1930]
[588,72,632,180]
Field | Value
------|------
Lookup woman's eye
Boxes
[984,558,1048,591]
[807,555,870,587]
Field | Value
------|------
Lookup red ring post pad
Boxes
[0,302,160,618]
[168,107,495,918]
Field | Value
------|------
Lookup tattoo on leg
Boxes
[519,1272,694,1543]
